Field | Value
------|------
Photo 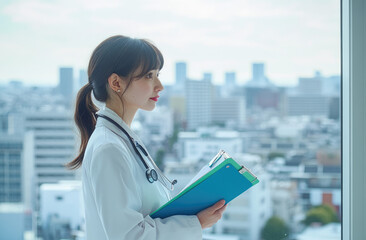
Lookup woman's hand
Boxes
[197,200,227,229]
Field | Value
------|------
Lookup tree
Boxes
[261,216,289,240]
[303,204,339,226]
[268,152,285,161]
[167,124,180,151]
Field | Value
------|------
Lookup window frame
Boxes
[341,0,366,239]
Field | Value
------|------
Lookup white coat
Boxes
[82,106,202,240]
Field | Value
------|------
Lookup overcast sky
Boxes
[0,0,340,87]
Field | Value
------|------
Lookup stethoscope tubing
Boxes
[96,114,176,190]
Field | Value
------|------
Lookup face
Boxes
[121,69,164,112]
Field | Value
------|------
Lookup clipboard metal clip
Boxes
[209,149,226,168]
[239,166,258,184]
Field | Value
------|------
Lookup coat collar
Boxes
[96,106,141,142]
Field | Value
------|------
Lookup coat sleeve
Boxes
[89,143,202,240]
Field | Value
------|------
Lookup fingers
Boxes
[216,203,227,215]
[197,200,228,229]
[210,200,226,212]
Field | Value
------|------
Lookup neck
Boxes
[105,102,137,127]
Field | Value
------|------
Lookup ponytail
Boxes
[67,35,164,170]
[67,83,98,169]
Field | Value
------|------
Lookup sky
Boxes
[0,0,340,87]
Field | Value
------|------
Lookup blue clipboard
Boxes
[150,150,259,219]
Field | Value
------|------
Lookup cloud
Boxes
[0,0,340,86]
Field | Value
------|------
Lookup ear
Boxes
[107,73,124,93]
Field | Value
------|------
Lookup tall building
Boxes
[211,97,246,128]
[23,110,77,211]
[286,95,329,116]
[0,135,24,203]
[79,69,88,89]
[252,63,267,83]
[285,73,340,117]
[203,72,212,82]
[59,67,73,99]
[0,135,33,239]
[175,62,187,86]
[244,63,281,110]
[225,72,236,86]
[298,77,323,95]
[185,79,214,130]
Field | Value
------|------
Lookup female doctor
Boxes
[67,35,227,240]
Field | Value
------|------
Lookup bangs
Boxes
[132,40,164,79]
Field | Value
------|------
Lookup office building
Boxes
[0,203,32,240]
[252,63,267,83]
[211,97,246,128]
[203,72,213,82]
[0,135,25,204]
[177,129,243,162]
[285,73,341,117]
[225,72,236,86]
[142,106,173,139]
[185,79,214,130]
[286,95,329,116]
[59,67,74,99]
[285,74,340,117]
[175,62,187,86]
[23,110,77,210]
[40,181,84,239]
[79,69,88,89]
[298,76,323,95]
[244,63,280,110]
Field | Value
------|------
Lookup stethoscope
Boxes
[96,114,177,191]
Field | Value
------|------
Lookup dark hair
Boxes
[67,35,164,169]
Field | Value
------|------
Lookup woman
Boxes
[67,35,226,240]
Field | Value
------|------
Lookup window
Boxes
[341,0,366,239]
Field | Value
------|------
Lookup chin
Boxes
[141,105,156,111]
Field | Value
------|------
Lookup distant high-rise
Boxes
[211,97,245,128]
[225,72,236,86]
[252,63,267,82]
[252,63,266,82]
[185,79,214,130]
[79,69,88,88]
[59,67,73,98]
[244,62,280,109]
[298,77,323,95]
[24,111,77,211]
[0,135,24,203]
[285,73,339,117]
[175,62,187,85]
[203,72,212,82]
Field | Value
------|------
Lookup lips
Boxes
[150,96,159,102]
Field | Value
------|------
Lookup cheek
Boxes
[128,83,152,102]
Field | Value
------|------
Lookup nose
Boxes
[155,77,164,92]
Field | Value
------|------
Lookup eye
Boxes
[146,72,153,79]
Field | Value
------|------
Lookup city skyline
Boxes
[0,0,340,87]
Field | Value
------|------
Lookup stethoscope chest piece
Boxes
[146,169,158,183]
